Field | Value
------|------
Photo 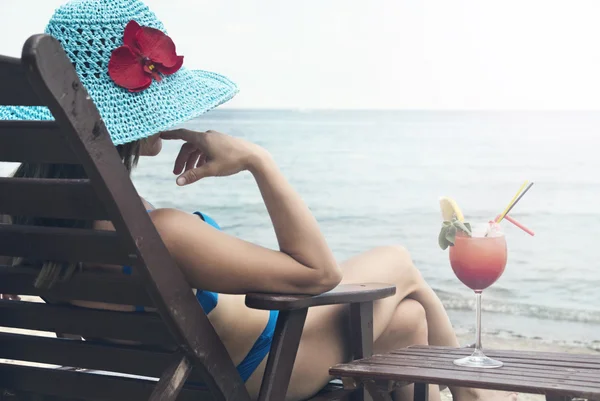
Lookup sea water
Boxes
[2,110,599,349]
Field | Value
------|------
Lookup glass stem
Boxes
[474,290,483,352]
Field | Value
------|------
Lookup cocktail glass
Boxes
[449,225,507,368]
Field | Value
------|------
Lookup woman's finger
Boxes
[174,142,197,175]
[160,128,197,142]
[185,150,202,172]
[177,163,216,186]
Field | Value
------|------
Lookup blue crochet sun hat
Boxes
[0,0,238,145]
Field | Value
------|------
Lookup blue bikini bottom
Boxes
[236,309,279,381]
[128,281,278,382]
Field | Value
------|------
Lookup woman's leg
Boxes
[373,299,442,401]
[272,245,516,401]
[281,291,440,401]
[341,246,460,349]
[262,245,440,400]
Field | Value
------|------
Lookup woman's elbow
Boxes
[306,264,343,295]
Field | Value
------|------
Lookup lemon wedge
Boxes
[439,196,465,222]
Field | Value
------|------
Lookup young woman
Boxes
[0,1,517,400]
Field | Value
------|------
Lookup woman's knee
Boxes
[394,298,428,343]
[377,245,423,289]
[341,245,425,297]
[374,298,428,353]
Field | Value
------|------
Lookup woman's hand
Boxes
[160,129,264,186]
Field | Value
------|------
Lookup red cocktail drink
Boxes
[449,234,507,291]
[439,191,532,369]
[448,227,507,368]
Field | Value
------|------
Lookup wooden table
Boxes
[330,345,600,401]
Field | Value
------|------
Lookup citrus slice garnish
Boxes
[439,196,465,222]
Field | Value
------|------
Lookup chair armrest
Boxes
[245,282,396,311]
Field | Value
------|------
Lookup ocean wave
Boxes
[436,289,600,324]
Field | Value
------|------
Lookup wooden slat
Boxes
[330,347,600,398]
[355,355,600,384]
[0,333,353,400]
[406,345,600,363]
[0,266,154,306]
[0,56,44,106]
[0,300,174,345]
[149,354,192,401]
[388,349,600,371]
[257,309,308,401]
[377,352,600,380]
[0,363,215,401]
[0,224,136,265]
[0,121,79,163]
[246,283,396,311]
[0,332,211,382]
[349,302,374,401]
[0,177,109,220]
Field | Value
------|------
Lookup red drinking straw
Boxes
[494,214,535,236]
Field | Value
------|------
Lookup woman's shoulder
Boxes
[148,208,221,230]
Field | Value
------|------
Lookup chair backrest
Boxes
[0,34,250,401]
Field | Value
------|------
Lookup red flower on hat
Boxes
[108,20,184,92]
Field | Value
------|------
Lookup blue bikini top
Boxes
[123,210,220,314]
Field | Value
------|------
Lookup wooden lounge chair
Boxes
[0,34,396,401]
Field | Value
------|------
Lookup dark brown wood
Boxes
[349,302,374,401]
[0,300,173,345]
[0,224,136,265]
[378,352,600,380]
[257,309,309,401]
[0,121,80,164]
[0,332,206,380]
[407,345,600,363]
[330,346,600,399]
[0,56,43,106]
[413,383,428,401]
[246,283,396,311]
[0,363,215,401]
[21,34,251,401]
[0,178,109,220]
[149,354,192,401]
[350,302,374,360]
[0,266,154,307]
[345,357,600,386]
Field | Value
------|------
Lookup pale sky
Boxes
[1,0,600,110]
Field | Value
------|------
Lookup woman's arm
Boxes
[249,149,340,285]
[153,130,342,295]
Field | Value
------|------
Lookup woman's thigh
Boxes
[280,246,424,400]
